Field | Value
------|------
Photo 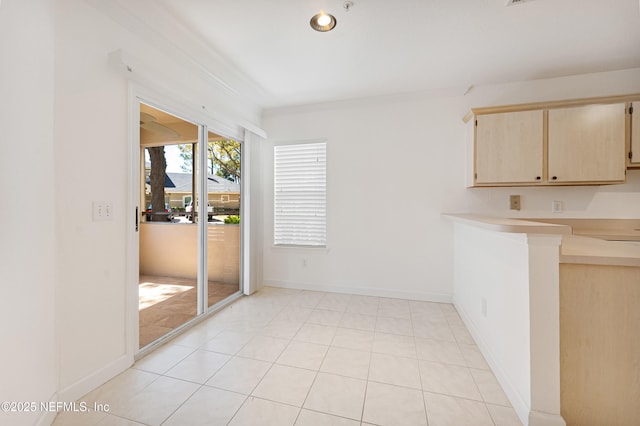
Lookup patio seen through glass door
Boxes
[138,103,241,348]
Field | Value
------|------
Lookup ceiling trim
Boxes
[112,53,267,139]
[86,0,270,107]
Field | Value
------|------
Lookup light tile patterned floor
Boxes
[53,287,523,426]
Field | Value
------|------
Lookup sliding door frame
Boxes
[126,83,246,360]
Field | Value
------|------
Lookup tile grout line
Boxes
[358,301,379,424]
[286,295,319,425]
[157,381,205,426]
[224,296,296,425]
[410,302,431,426]
[86,290,515,426]
[156,340,246,425]
[256,292,342,424]
[446,304,501,425]
[287,293,346,424]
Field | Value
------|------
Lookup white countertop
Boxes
[559,235,640,267]
[444,214,640,267]
[521,218,640,242]
[443,214,571,235]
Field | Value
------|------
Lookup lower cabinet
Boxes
[560,263,640,426]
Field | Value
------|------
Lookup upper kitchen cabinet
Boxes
[548,103,626,183]
[475,110,544,185]
[630,102,640,167]
[465,95,638,187]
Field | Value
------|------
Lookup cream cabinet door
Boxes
[631,102,640,165]
[475,110,544,184]
[548,103,626,183]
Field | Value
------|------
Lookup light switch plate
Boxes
[93,201,113,221]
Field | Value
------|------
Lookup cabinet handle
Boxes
[536,176,541,180]
[552,176,558,180]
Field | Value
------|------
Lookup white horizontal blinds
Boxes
[274,142,327,246]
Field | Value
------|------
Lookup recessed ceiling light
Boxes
[310,11,336,32]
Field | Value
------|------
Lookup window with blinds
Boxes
[274,142,326,246]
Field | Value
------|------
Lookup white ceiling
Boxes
[110,0,640,109]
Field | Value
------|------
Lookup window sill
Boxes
[271,244,330,254]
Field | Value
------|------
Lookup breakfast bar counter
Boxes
[444,214,640,426]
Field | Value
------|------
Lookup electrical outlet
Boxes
[551,200,563,213]
[510,195,521,211]
[93,201,114,221]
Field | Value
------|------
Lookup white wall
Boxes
[261,68,640,300]
[53,0,262,401]
[0,1,58,425]
[55,0,130,398]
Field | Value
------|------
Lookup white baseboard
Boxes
[528,411,567,426]
[57,353,133,403]
[454,298,530,426]
[263,280,452,303]
[454,299,566,426]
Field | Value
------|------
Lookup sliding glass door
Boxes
[205,131,241,309]
[137,102,241,349]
